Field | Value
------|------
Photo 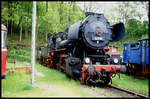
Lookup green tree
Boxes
[1,1,85,44]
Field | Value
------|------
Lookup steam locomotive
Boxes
[37,12,127,85]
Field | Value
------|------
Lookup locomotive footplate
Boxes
[80,64,126,85]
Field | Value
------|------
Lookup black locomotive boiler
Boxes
[37,12,127,85]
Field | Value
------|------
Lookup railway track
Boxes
[80,81,149,98]
[107,85,149,98]
[79,83,149,98]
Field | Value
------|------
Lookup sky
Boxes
[76,1,148,23]
[76,1,118,13]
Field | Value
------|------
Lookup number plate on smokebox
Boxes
[92,37,103,40]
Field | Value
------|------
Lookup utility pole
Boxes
[31,1,37,86]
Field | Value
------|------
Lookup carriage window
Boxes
[131,43,139,49]
[1,30,7,49]
[131,44,136,48]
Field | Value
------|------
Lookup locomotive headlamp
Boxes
[84,57,90,64]
[114,58,119,63]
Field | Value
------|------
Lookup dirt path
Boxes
[35,71,139,97]
[36,82,89,97]
[36,82,138,97]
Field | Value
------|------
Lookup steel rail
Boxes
[107,85,149,98]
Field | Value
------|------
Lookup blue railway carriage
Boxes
[123,38,149,77]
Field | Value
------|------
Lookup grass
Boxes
[3,60,149,97]
[35,63,90,96]
[112,74,149,95]
[2,71,31,97]
[2,62,91,97]
[3,40,91,97]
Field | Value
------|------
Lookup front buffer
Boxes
[80,64,126,85]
